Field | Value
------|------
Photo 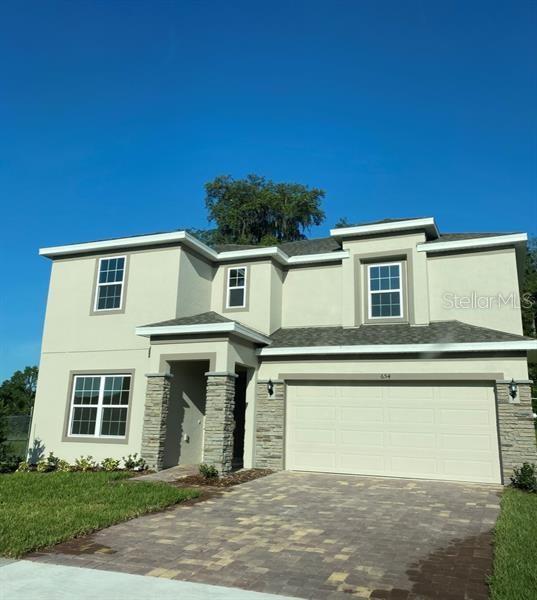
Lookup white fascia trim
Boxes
[217,246,288,265]
[39,230,218,261]
[330,217,438,239]
[258,340,537,356]
[287,251,349,264]
[39,231,350,265]
[135,321,271,345]
[416,233,528,253]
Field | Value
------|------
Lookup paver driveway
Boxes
[30,472,501,600]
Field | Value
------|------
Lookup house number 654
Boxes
[380,373,391,379]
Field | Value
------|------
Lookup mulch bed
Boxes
[171,468,273,489]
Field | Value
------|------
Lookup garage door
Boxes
[286,382,501,483]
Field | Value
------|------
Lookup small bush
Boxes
[16,461,31,472]
[57,459,71,472]
[511,462,537,492]
[74,455,96,472]
[36,459,50,473]
[101,457,120,471]
[46,452,60,471]
[122,453,147,471]
[0,455,21,473]
[198,463,219,479]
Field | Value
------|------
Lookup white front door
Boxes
[286,382,501,484]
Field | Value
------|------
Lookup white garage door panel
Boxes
[286,383,501,483]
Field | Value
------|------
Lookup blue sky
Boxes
[0,0,536,381]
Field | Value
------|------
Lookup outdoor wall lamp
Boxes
[508,379,518,400]
[267,379,274,397]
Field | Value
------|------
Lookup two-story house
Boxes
[32,217,537,484]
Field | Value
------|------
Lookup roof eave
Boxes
[135,321,271,345]
[258,340,537,356]
[416,233,528,254]
[330,217,439,240]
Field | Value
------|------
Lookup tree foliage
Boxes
[520,239,537,409]
[521,238,537,338]
[204,174,325,245]
[0,366,38,416]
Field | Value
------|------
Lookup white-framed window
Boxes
[226,266,247,308]
[367,262,403,319]
[68,374,131,438]
[94,256,126,311]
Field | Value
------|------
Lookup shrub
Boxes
[36,459,49,473]
[198,463,219,479]
[35,452,61,473]
[511,462,537,492]
[16,461,31,472]
[101,457,120,471]
[122,453,147,471]
[0,455,21,473]
[57,459,71,472]
[74,455,96,472]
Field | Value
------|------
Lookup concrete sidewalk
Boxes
[0,560,299,600]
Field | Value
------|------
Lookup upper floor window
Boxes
[368,262,403,319]
[226,266,247,308]
[95,256,126,311]
[68,374,131,439]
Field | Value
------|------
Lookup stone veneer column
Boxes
[255,380,285,470]
[203,372,236,474]
[496,382,537,483]
[140,373,172,471]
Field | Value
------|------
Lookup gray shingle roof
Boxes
[140,313,533,348]
[430,232,520,243]
[278,237,341,257]
[213,243,260,252]
[142,311,232,327]
[335,217,429,228]
[268,321,532,347]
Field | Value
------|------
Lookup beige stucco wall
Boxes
[177,249,214,317]
[41,247,182,353]
[427,247,523,335]
[270,264,283,332]
[281,264,342,327]
[31,350,149,464]
[258,355,529,381]
[210,261,274,334]
[340,232,430,326]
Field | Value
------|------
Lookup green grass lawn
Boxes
[0,471,200,557]
[490,488,537,600]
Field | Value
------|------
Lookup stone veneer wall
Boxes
[203,373,236,474]
[496,382,537,483]
[255,381,285,470]
[140,374,172,471]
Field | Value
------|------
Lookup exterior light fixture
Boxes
[508,379,518,400]
[267,379,274,397]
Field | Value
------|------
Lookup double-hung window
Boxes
[368,262,403,319]
[226,267,247,308]
[94,256,126,311]
[68,374,131,439]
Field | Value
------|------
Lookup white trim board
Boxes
[417,233,527,253]
[40,231,350,266]
[258,340,537,356]
[330,217,438,239]
[135,322,271,345]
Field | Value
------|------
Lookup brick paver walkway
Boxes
[29,472,501,600]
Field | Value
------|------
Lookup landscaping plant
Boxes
[198,463,219,479]
[122,453,147,471]
[511,462,537,492]
[101,457,120,471]
[74,455,96,472]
